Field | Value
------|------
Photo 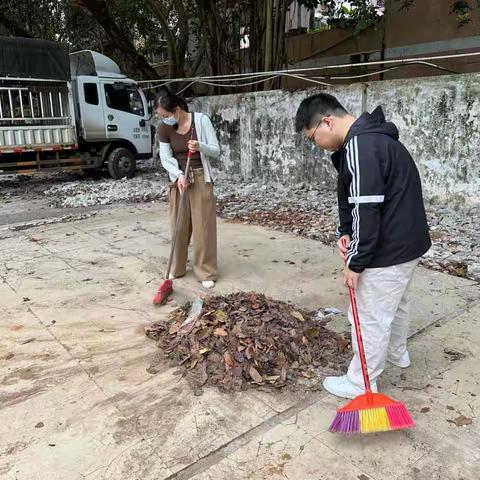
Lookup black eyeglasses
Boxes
[308,118,324,142]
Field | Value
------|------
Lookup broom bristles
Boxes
[329,393,415,434]
[152,279,173,305]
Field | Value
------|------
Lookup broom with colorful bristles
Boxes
[329,239,416,435]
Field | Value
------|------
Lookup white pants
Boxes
[346,258,419,387]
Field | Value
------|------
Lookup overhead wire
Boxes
[138,51,480,87]
[139,51,479,92]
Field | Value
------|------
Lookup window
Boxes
[104,83,144,116]
[84,83,99,105]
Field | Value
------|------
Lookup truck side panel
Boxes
[0,79,77,154]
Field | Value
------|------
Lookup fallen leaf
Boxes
[291,311,305,322]
[190,358,199,369]
[5,353,14,360]
[197,327,212,340]
[306,327,320,339]
[446,405,455,411]
[264,375,280,383]
[448,415,472,427]
[215,310,227,322]
[249,366,263,383]
[245,344,255,360]
[35,422,44,428]
[213,327,228,337]
[169,322,181,335]
[224,351,234,370]
[420,407,430,413]
[199,348,211,355]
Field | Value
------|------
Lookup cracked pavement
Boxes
[1,201,479,480]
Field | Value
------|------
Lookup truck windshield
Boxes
[104,83,144,117]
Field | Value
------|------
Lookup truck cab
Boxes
[70,51,152,178]
[0,37,152,179]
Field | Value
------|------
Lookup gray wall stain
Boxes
[192,73,480,205]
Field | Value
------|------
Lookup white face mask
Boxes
[162,115,177,126]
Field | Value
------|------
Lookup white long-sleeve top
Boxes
[159,112,220,183]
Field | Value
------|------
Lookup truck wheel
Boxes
[107,147,136,179]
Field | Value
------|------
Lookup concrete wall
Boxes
[192,72,480,205]
[192,84,364,185]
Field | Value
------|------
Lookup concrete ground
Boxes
[1,203,479,480]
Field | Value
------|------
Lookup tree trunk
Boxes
[172,0,189,78]
[145,0,180,78]
[265,0,273,71]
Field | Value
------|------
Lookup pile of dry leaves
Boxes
[145,292,350,393]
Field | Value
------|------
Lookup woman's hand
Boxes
[177,174,187,194]
[187,140,200,152]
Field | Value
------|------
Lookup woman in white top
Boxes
[155,92,220,288]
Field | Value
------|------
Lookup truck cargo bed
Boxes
[0,79,77,154]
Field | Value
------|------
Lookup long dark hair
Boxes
[154,91,189,113]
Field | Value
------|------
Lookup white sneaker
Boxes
[169,273,186,280]
[323,375,378,399]
[202,280,215,289]
[387,350,410,368]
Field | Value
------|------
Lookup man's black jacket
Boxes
[332,106,431,273]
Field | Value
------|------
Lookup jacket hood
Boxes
[346,105,399,142]
[331,106,399,169]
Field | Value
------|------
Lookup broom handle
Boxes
[165,150,193,279]
[341,237,372,393]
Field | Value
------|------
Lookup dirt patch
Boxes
[145,292,350,393]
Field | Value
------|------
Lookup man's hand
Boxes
[343,267,360,290]
[177,174,187,194]
[337,235,350,261]
[187,140,200,152]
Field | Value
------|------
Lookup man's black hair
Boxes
[295,93,348,132]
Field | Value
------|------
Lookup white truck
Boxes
[0,36,153,178]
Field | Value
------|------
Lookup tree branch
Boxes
[0,11,33,37]
[71,0,158,79]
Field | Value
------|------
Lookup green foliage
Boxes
[450,0,474,26]
[298,0,384,34]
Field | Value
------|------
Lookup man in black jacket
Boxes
[295,93,431,398]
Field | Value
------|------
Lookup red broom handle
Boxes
[341,237,372,393]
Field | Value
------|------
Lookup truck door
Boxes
[100,81,151,155]
[77,77,105,141]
